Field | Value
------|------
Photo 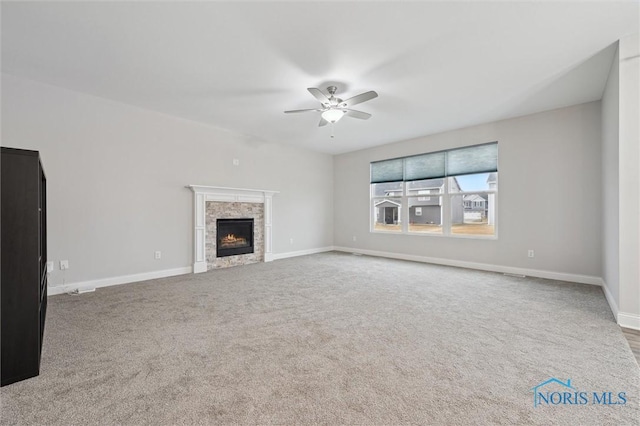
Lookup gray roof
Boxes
[374,199,401,207]
[406,179,444,189]
[463,194,487,202]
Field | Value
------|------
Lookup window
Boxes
[370,142,498,238]
[416,190,431,201]
[371,181,403,232]
[407,178,443,234]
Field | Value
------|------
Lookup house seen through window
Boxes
[370,143,498,237]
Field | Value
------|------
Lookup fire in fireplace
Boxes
[216,218,254,257]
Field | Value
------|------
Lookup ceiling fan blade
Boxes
[284,108,322,114]
[308,88,330,106]
[340,90,378,108]
[344,109,372,120]
[318,117,329,127]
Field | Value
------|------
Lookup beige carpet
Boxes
[1,252,638,425]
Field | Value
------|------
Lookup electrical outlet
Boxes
[353,236,357,242]
[289,238,294,245]
[528,250,535,258]
[60,260,69,270]
[46,261,54,273]
[233,158,240,166]
[154,251,161,260]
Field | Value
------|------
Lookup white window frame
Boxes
[370,176,498,239]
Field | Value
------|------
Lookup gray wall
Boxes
[451,195,464,224]
[601,44,620,306]
[1,73,334,286]
[617,34,639,318]
[409,206,441,225]
[601,34,640,325]
[334,102,603,277]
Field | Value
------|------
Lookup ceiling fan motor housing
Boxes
[326,86,343,106]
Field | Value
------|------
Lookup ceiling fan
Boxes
[284,86,378,133]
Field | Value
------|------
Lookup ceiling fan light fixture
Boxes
[321,109,345,123]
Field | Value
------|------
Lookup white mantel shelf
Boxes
[187,185,279,273]
[186,185,279,198]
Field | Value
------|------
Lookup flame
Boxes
[220,233,248,247]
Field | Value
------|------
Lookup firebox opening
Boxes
[216,218,254,258]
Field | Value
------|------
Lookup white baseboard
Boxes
[339,247,637,328]
[618,313,640,330]
[46,249,638,330]
[48,247,333,296]
[48,246,334,295]
[599,280,640,330]
[272,246,334,261]
[48,266,192,296]
[601,279,619,320]
[333,246,603,286]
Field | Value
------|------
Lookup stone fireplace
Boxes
[205,202,263,269]
[187,185,278,272]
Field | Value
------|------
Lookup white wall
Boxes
[601,44,620,308]
[1,73,334,287]
[617,34,639,325]
[600,34,640,329]
[334,102,602,280]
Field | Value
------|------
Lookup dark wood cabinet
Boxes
[1,147,47,386]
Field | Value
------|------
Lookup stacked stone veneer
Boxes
[205,202,264,270]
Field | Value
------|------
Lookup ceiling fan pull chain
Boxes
[331,122,335,138]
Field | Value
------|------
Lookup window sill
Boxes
[370,230,498,240]
[370,230,403,235]
[442,233,498,241]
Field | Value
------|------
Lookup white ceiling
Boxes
[2,2,637,154]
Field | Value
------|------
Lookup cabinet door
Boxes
[1,150,41,385]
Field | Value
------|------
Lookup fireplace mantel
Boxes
[186,185,278,273]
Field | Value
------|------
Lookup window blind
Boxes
[403,151,446,181]
[446,143,498,177]
[370,142,497,184]
[370,158,404,183]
